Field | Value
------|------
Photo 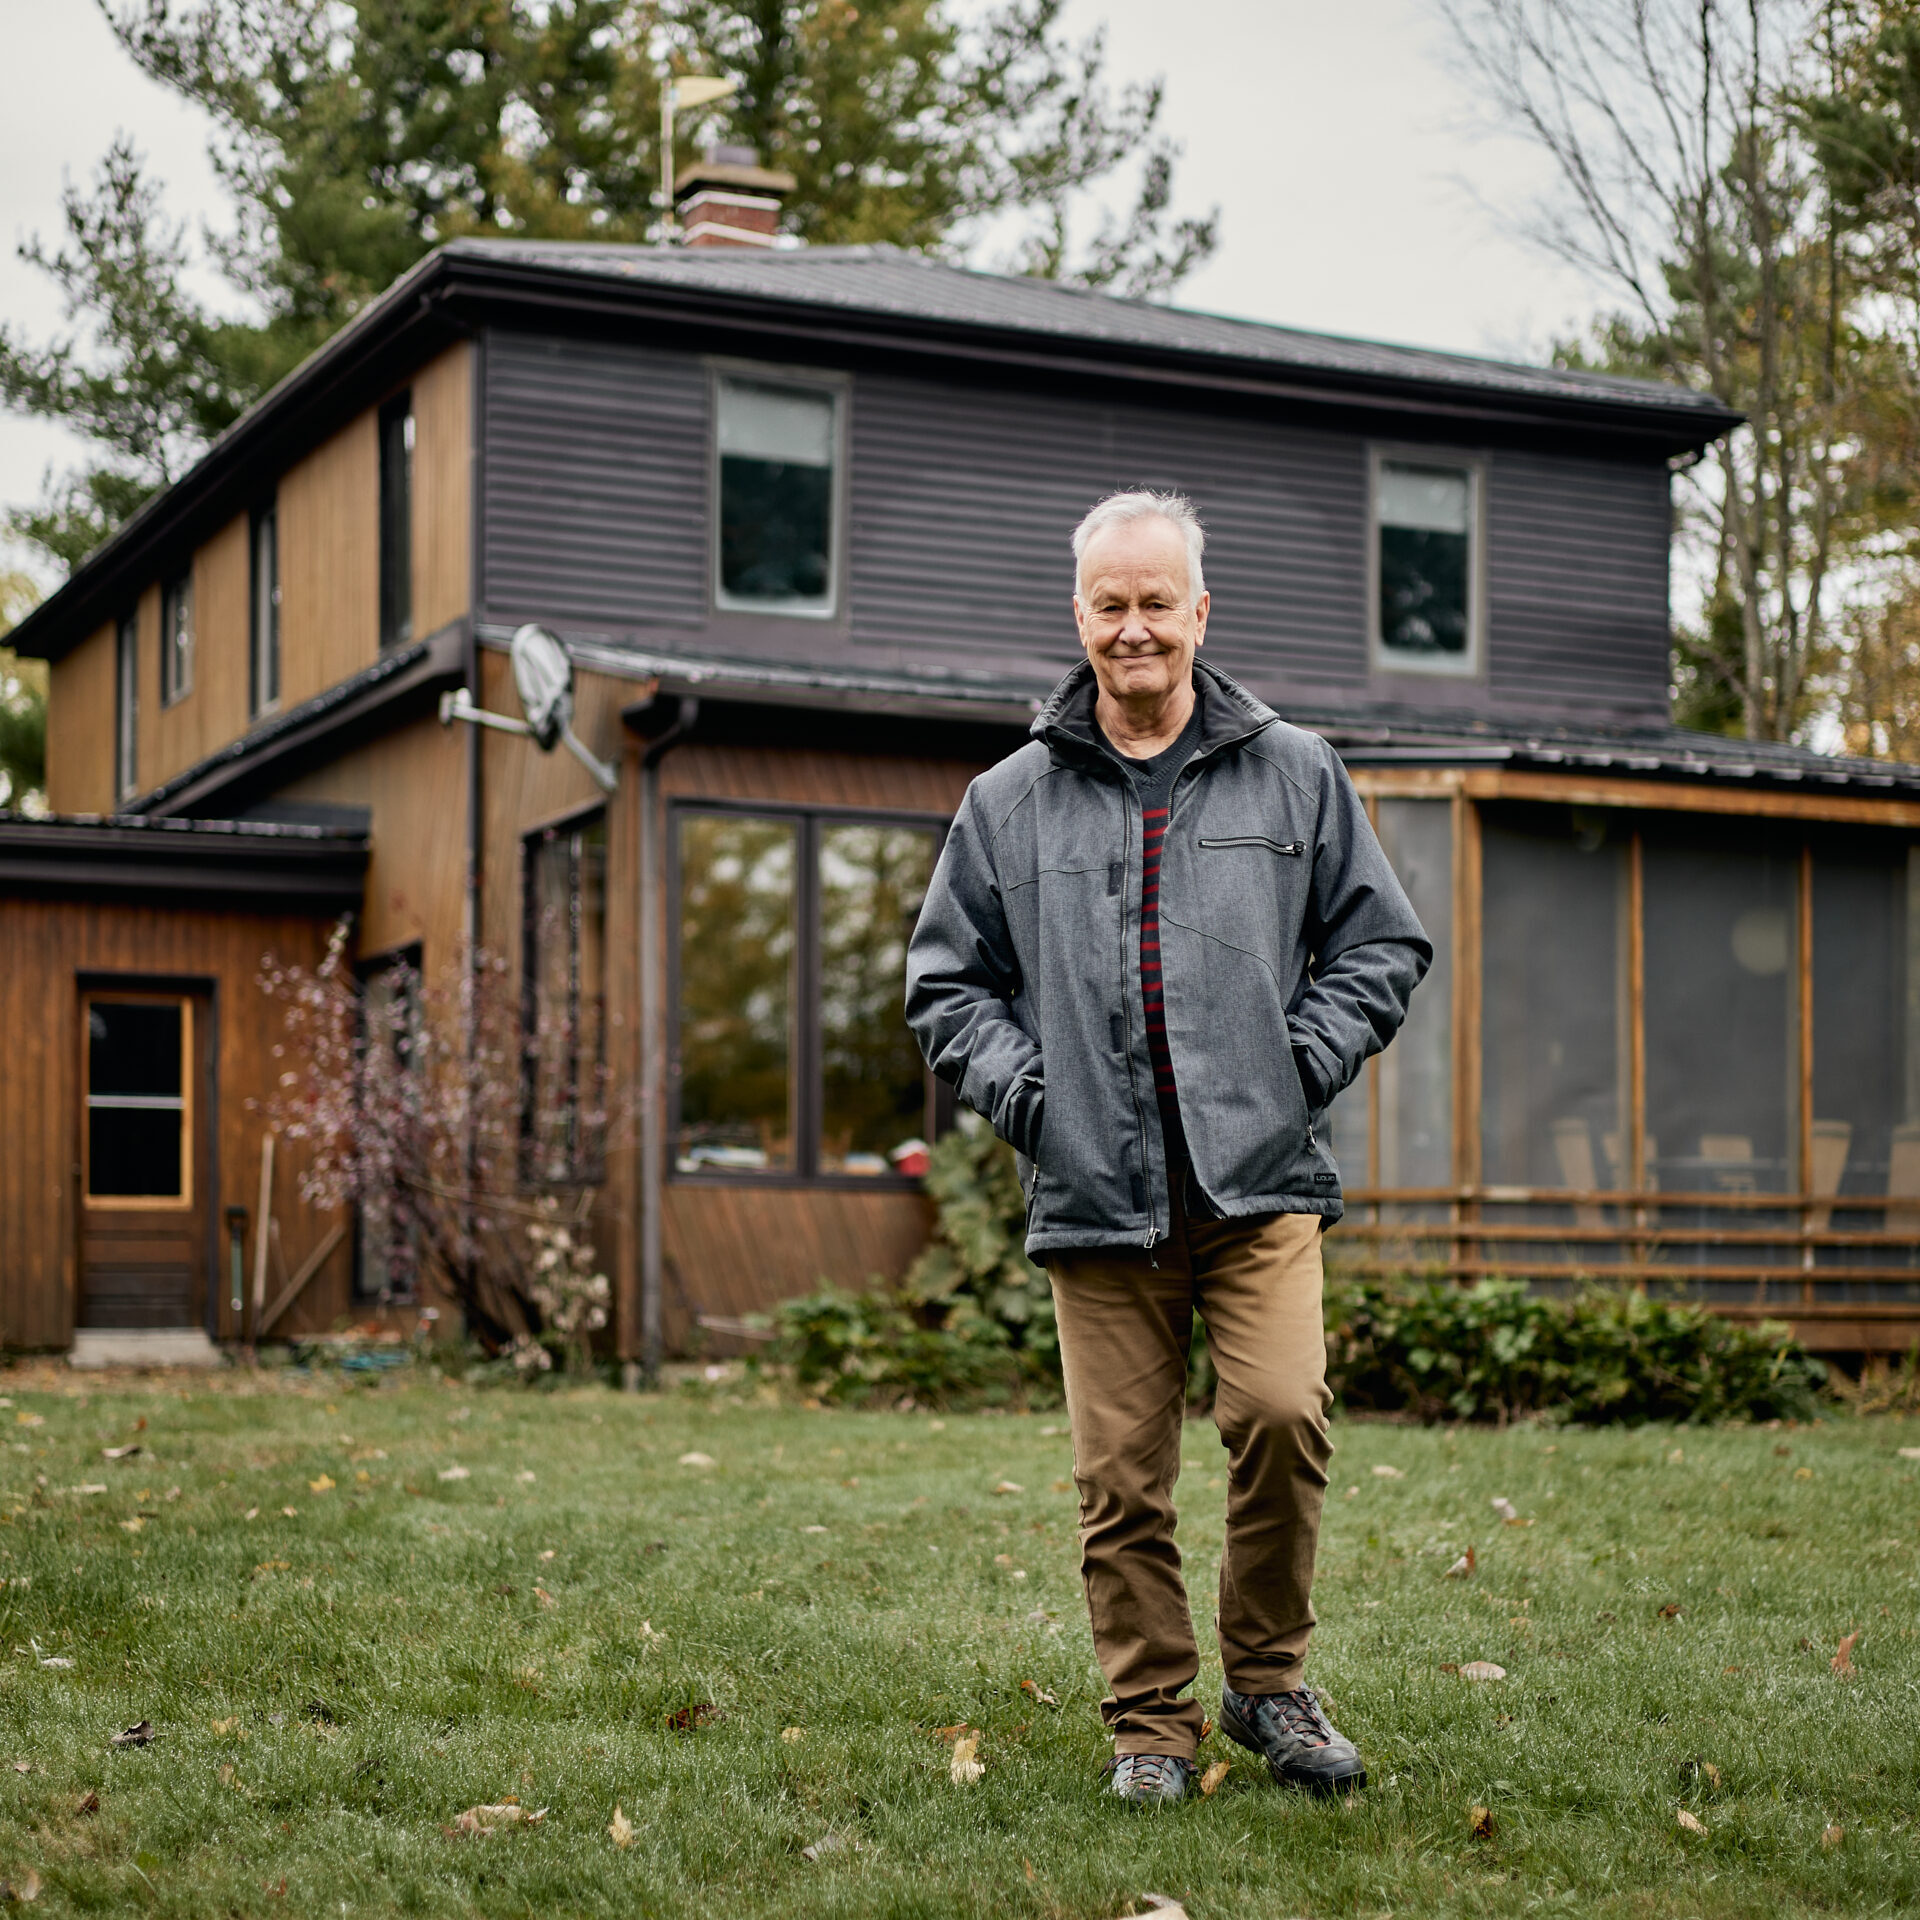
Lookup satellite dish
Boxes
[510,623,574,751]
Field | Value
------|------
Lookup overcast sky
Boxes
[0,0,1603,584]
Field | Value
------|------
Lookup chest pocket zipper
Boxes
[1198,835,1306,856]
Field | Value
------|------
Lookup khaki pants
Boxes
[1048,1176,1332,1758]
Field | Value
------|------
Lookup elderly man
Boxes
[906,490,1431,1805]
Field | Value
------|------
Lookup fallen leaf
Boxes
[1677,1808,1708,1835]
[516,1471,536,1484]
[119,1518,145,1533]
[992,1480,1024,1495]
[110,1721,153,1749]
[1020,1680,1059,1707]
[15,1415,43,1430]
[1443,1547,1476,1579]
[75,1790,99,1815]
[1138,1899,1189,1917]
[280,1506,297,1517]
[1658,1603,1683,1619]
[1832,1632,1859,1677]
[217,1763,238,1788]
[665,1703,723,1733]
[1199,1759,1231,1797]
[1490,1496,1518,1522]
[534,1587,555,1609]
[1821,1822,1845,1847]
[949,1733,984,1785]
[70,1485,108,1497]
[1371,1464,1405,1479]
[9,1762,26,1775]
[1051,1478,1074,1493]
[1470,1804,1495,1841]
[38,1658,72,1671]
[0,1870,41,1903]
[244,1508,259,1521]
[1455,1661,1506,1682]
[803,1525,828,1535]
[1795,1466,1814,1480]
[608,1805,634,1848]
[1898,1446,1920,1461]
[932,1724,971,1744]
[308,1475,334,1494]
[677,1452,715,1469]
[801,1832,853,1862]
[781,1727,805,1744]
[437,1466,469,1483]
[453,1802,547,1835]
[538,1549,556,1562]
[163,1487,179,1502]
[102,1444,141,1461]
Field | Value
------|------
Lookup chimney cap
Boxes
[675,149,797,197]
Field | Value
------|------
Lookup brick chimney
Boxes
[675,143,798,249]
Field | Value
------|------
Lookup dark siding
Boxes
[480,328,1673,724]
[482,330,709,630]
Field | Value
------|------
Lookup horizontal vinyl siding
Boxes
[1486,451,1671,719]
[482,330,709,629]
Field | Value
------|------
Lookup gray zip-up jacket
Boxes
[905,658,1432,1257]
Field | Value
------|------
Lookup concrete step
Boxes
[68,1329,223,1371]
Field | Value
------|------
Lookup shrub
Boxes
[760,1285,1026,1407]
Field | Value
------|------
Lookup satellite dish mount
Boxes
[439,625,619,794]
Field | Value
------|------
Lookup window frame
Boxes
[81,991,193,1210]
[378,389,415,652]
[520,802,610,1189]
[707,360,849,622]
[250,499,281,719]
[159,571,194,707]
[114,612,139,804]
[1366,443,1488,681]
[667,796,947,1189]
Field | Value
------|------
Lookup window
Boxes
[1371,451,1482,675]
[250,502,280,717]
[673,806,938,1179]
[354,949,421,1302]
[523,811,608,1184]
[160,573,194,706]
[114,613,138,804]
[379,391,414,650]
[715,374,839,614]
[85,997,190,1205]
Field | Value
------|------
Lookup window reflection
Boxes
[819,824,936,1174]
[525,814,608,1184]
[676,814,797,1172]
[1376,459,1473,662]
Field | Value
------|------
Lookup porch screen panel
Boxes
[676,814,798,1173]
[1374,798,1452,1208]
[1643,820,1798,1288]
[818,824,936,1175]
[1811,839,1920,1297]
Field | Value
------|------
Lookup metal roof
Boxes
[445,237,1735,429]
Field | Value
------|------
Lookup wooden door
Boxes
[78,992,212,1329]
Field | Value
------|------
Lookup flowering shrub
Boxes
[524,1196,612,1375]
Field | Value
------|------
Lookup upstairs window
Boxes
[114,613,138,804]
[160,573,194,706]
[1372,452,1482,676]
[523,811,609,1186]
[250,502,280,717]
[379,391,414,650]
[715,374,838,615]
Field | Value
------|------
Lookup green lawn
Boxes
[1,1364,1917,1918]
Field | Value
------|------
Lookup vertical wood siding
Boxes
[0,899,350,1348]
[280,413,381,708]
[478,330,1675,725]
[412,342,473,638]
[46,623,117,814]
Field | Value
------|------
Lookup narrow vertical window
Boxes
[379,391,414,650]
[715,375,838,613]
[250,502,280,717]
[160,573,194,706]
[523,812,609,1184]
[1372,453,1481,675]
[114,612,138,804]
[85,998,189,1203]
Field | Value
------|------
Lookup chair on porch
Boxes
[1806,1119,1852,1234]
[1888,1120,1920,1238]
[1550,1117,1607,1230]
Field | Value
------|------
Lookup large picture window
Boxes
[715,374,839,615]
[523,810,608,1185]
[84,997,190,1205]
[673,805,937,1180]
[1371,450,1482,676]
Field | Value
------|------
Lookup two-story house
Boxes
[9,221,1920,1366]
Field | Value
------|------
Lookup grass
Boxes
[1,1364,1918,1918]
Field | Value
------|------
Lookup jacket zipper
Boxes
[1197,835,1306,855]
[1116,779,1158,1257]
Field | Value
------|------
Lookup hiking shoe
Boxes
[1102,1752,1196,1806]
[1220,1684,1365,1793]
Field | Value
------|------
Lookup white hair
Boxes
[1071,489,1206,604]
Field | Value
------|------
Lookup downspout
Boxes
[630,694,700,1391]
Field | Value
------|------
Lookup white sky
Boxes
[0,0,1606,586]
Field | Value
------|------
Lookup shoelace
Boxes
[1108,1753,1189,1794]
[1260,1687,1333,1747]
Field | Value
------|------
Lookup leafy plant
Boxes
[759,1285,1024,1407]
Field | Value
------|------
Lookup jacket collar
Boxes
[1031,656,1277,774]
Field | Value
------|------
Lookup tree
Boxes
[1440,0,1915,742]
[1,0,1214,575]
[0,572,48,814]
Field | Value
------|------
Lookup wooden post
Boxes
[1451,792,1483,1282]
[1799,842,1816,1302]
[1628,831,1647,1290]
[250,1132,275,1342]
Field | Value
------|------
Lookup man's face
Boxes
[1073,514,1209,706]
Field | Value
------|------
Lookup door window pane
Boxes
[86,1000,186,1200]
[819,824,936,1174]
[1376,459,1473,663]
[676,814,797,1172]
[716,377,836,611]
[1375,798,1452,1199]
